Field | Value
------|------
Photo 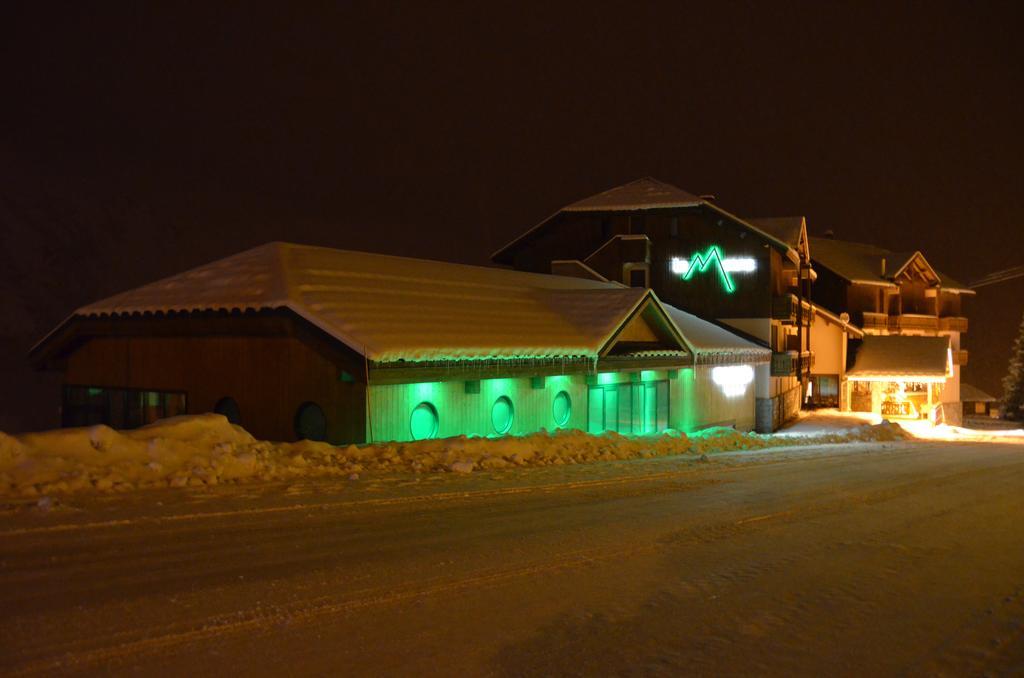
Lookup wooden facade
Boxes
[492,181,811,432]
[34,311,368,444]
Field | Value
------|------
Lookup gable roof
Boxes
[746,217,805,250]
[662,304,771,364]
[492,177,799,264]
[563,177,703,212]
[809,236,974,293]
[847,335,952,379]
[35,242,695,365]
[960,383,997,403]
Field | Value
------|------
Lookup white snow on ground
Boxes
[784,408,1024,443]
[0,414,913,498]
[898,419,1024,442]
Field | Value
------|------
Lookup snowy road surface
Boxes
[3,440,1024,676]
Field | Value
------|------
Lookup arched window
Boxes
[213,397,241,425]
[491,396,514,435]
[552,391,571,428]
[294,401,327,442]
[410,402,439,440]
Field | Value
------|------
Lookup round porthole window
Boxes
[491,396,514,435]
[410,402,439,440]
[294,401,327,442]
[552,391,571,427]
[213,396,241,425]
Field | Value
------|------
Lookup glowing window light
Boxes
[552,391,571,427]
[712,365,754,397]
[670,246,756,293]
[491,396,514,435]
[410,401,439,440]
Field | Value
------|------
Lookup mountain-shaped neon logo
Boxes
[670,246,755,293]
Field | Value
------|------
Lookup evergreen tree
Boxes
[1002,311,1024,420]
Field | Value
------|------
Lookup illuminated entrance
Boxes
[587,380,669,434]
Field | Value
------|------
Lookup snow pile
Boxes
[898,420,1024,443]
[0,414,909,498]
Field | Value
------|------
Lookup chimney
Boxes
[881,257,887,277]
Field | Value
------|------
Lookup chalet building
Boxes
[809,236,974,424]
[492,178,823,432]
[32,242,769,444]
[961,383,997,419]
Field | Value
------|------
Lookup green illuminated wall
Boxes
[367,374,587,442]
[366,363,758,443]
[669,365,756,432]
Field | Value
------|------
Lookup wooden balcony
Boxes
[861,312,888,332]
[953,349,969,366]
[890,314,938,333]
[771,294,810,326]
[862,313,941,334]
[939,316,968,333]
[770,351,814,377]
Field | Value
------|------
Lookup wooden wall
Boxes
[58,314,367,444]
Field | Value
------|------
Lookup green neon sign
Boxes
[671,246,756,294]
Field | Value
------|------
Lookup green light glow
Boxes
[414,382,441,400]
[675,368,699,432]
[490,396,514,435]
[641,370,659,382]
[679,245,736,293]
[410,401,439,440]
[552,391,571,427]
[597,372,618,385]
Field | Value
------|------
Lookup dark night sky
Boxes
[1,2,1022,431]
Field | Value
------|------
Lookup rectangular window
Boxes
[588,387,605,434]
[629,268,647,288]
[62,386,188,430]
[604,387,619,432]
[808,375,839,407]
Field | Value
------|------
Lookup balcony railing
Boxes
[861,313,942,334]
[939,316,968,333]
[770,351,814,377]
[862,312,888,332]
[771,294,810,325]
[891,314,938,332]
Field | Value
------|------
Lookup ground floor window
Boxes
[851,380,872,412]
[808,375,839,408]
[294,401,328,441]
[214,396,242,425]
[552,391,571,428]
[62,386,187,429]
[587,380,668,435]
[410,402,439,440]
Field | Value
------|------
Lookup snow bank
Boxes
[0,415,910,498]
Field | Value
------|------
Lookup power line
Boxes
[969,265,1024,289]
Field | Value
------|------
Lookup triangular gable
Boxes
[892,251,940,285]
[599,293,693,358]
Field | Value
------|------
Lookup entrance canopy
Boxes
[847,336,952,382]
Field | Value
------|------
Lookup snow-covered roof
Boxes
[562,177,703,212]
[848,336,951,379]
[960,383,996,403]
[746,217,805,250]
[810,236,974,293]
[492,177,799,264]
[662,304,771,363]
[56,242,681,364]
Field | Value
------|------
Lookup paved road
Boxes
[2,440,1023,676]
